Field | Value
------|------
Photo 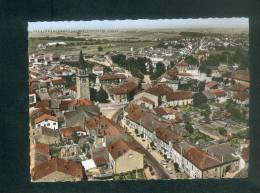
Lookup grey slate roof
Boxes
[205,143,239,163]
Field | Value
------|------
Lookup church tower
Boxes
[76,50,90,100]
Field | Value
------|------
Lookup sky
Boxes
[28,18,248,31]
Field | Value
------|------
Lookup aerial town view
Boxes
[28,18,250,182]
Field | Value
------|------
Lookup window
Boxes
[82,78,86,83]
[53,122,56,125]
[47,123,50,126]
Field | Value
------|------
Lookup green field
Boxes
[28,38,157,56]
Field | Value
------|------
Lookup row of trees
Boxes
[199,48,249,75]
[111,54,166,80]
[225,99,248,123]
[90,87,109,103]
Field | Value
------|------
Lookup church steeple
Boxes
[76,50,90,100]
[77,50,88,76]
[78,50,85,70]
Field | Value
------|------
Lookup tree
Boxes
[88,73,97,82]
[174,163,180,173]
[183,112,191,123]
[103,66,112,73]
[97,46,103,52]
[96,87,109,103]
[150,62,166,80]
[218,127,227,136]
[231,138,240,149]
[90,88,97,101]
[71,132,80,144]
[185,122,194,134]
[185,55,199,66]
[193,92,207,107]
[198,81,206,92]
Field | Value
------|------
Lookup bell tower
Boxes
[76,50,90,100]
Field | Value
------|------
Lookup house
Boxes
[50,78,66,90]
[233,91,249,106]
[171,141,221,179]
[30,143,51,171]
[210,89,227,103]
[48,88,63,99]
[64,109,91,129]
[60,144,81,160]
[30,108,54,126]
[31,157,84,182]
[206,81,219,90]
[98,73,126,84]
[34,114,59,130]
[159,68,179,90]
[29,88,37,106]
[30,126,60,145]
[231,70,250,85]
[134,83,173,107]
[93,155,108,169]
[68,85,76,98]
[165,90,193,107]
[153,126,182,158]
[171,141,240,179]
[176,61,189,73]
[107,139,143,174]
[153,107,179,121]
[205,143,240,176]
[92,66,104,76]
[135,96,156,110]
[85,115,122,148]
[60,126,87,139]
[107,81,138,104]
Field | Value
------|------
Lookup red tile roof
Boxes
[155,126,181,143]
[34,114,58,124]
[233,91,249,101]
[31,157,83,181]
[52,78,65,85]
[93,66,104,71]
[185,147,221,170]
[231,70,250,82]
[59,100,73,111]
[166,91,193,101]
[146,83,172,96]
[108,140,130,160]
[154,107,178,116]
[176,61,188,67]
[139,96,155,105]
[69,99,93,107]
[112,81,138,95]
[35,100,50,109]
[99,74,126,81]
[93,156,107,167]
[85,116,121,136]
[206,81,219,89]
[60,126,85,138]
[69,85,76,91]
[231,83,249,92]
[31,108,53,117]
[242,147,249,162]
[177,72,192,76]
[32,143,50,155]
[210,89,226,97]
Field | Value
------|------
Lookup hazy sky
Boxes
[28,18,248,31]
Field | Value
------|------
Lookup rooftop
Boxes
[34,113,58,124]
[31,157,83,181]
